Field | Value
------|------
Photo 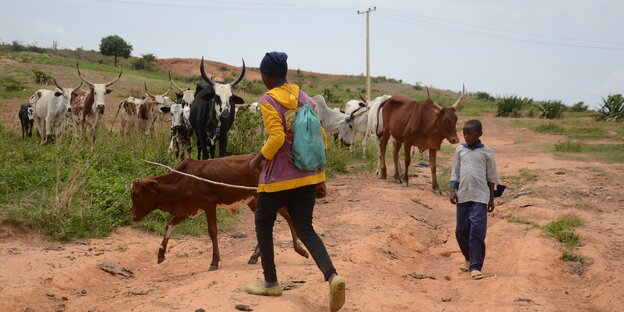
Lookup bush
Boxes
[32,68,53,85]
[496,96,533,117]
[131,58,153,71]
[227,111,264,155]
[595,94,624,122]
[10,40,26,52]
[569,101,588,112]
[538,100,566,119]
[1,76,26,92]
[476,91,495,101]
[142,53,156,62]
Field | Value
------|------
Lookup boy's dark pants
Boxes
[255,184,337,283]
[456,201,487,271]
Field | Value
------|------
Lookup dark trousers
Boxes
[255,184,337,283]
[456,201,487,271]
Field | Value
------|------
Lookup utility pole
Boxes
[357,6,376,102]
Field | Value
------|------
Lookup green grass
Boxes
[543,216,583,248]
[555,140,584,153]
[507,216,539,227]
[560,251,581,262]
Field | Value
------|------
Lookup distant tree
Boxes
[99,35,133,67]
[142,53,156,62]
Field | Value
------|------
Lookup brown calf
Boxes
[131,154,309,271]
[378,86,465,193]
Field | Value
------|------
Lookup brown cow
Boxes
[377,86,465,193]
[72,64,122,143]
[131,154,309,271]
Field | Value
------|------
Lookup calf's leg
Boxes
[205,205,220,271]
[158,216,187,263]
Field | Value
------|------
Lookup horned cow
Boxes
[377,85,465,193]
[31,79,81,144]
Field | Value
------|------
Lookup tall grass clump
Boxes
[538,100,566,119]
[569,101,588,112]
[496,95,532,117]
[555,140,584,153]
[595,94,624,122]
[0,125,212,240]
[543,216,583,248]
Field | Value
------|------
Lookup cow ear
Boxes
[106,89,112,94]
[54,91,63,97]
[160,106,171,113]
[230,95,244,105]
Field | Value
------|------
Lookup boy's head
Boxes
[463,119,483,145]
[260,52,288,89]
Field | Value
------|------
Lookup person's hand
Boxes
[488,197,495,212]
[248,153,264,178]
[450,189,458,205]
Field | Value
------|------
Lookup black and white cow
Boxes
[169,72,195,107]
[189,57,245,159]
[18,103,35,139]
[168,101,192,159]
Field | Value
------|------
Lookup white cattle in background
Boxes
[168,103,192,159]
[310,95,357,146]
[366,94,393,174]
[31,79,81,144]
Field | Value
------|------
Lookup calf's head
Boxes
[53,79,82,117]
[170,71,195,106]
[199,56,245,119]
[130,178,158,222]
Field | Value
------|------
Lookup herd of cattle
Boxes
[16,58,466,193]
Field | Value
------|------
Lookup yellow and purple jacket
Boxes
[257,83,327,193]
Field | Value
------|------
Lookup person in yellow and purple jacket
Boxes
[245,52,346,312]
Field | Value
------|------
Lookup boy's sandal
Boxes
[460,261,470,272]
[471,270,485,280]
[329,275,346,312]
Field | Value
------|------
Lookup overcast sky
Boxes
[2,0,623,108]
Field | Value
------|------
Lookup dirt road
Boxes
[1,116,623,312]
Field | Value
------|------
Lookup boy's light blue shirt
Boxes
[450,143,499,205]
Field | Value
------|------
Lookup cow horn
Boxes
[160,84,171,97]
[105,69,123,87]
[426,87,431,100]
[199,56,215,87]
[169,71,184,92]
[359,93,366,103]
[452,84,466,110]
[230,58,246,88]
[53,78,64,93]
[144,83,156,98]
[76,63,95,87]
[73,80,83,92]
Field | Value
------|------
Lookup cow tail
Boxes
[375,101,386,136]
[110,101,123,132]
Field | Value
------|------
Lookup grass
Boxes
[560,251,581,262]
[507,216,539,227]
[543,216,583,248]
[555,140,584,153]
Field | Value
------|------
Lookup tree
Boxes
[99,35,132,67]
[142,53,156,62]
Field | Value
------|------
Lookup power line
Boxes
[89,0,353,12]
[376,11,624,51]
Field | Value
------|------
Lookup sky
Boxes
[1,0,623,108]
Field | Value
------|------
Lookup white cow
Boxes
[145,83,175,121]
[343,98,369,153]
[366,95,393,175]
[169,72,195,107]
[168,103,192,159]
[31,79,81,144]
[310,95,356,146]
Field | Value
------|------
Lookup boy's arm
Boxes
[486,148,499,212]
[449,149,460,204]
[249,102,284,176]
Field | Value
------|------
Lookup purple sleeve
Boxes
[299,91,316,110]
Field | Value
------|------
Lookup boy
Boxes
[245,52,346,312]
[450,119,498,280]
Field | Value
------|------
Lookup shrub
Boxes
[218,65,228,72]
[569,101,588,112]
[227,111,264,155]
[555,140,583,153]
[538,100,566,119]
[476,91,495,101]
[496,96,532,117]
[560,251,581,262]
[131,58,153,71]
[595,94,624,122]
[10,40,26,52]
[141,53,156,62]
[32,68,53,85]
[1,76,26,92]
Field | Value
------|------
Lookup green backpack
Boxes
[290,102,326,171]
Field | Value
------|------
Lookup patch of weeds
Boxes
[507,216,538,227]
[555,140,583,153]
[560,251,581,262]
[535,123,564,134]
[519,168,538,182]
[543,216,583,248]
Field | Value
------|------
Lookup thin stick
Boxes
[143,160,258,190]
